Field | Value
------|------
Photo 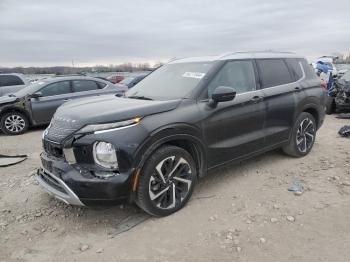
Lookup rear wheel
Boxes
[136,145,197,216]
[0,112,29,135]
[282,112,316,157]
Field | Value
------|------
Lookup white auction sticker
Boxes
[182,72,206,79]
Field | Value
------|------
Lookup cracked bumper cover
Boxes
[36,152,134,206]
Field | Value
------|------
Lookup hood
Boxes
[55,94,181,126]
[0,95,19,105]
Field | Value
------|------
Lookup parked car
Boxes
[37,52,325,216]
[334,70,350,112]
[0,73,29,96]
[107,75,125,84]
[116,74,148,91]
[0,76,124,135]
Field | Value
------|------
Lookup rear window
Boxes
[300,59,318,79]
[257,59,293,88]
[0,75,25,87]
[285,59,303,81]
[72,80,100,92]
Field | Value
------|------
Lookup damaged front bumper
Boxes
[36,151,134,206]
[36,167,85,206]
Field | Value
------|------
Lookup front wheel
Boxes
[0,112,29,135]
[282,112,317,157]
[136,145,197,216]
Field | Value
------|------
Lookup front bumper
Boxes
[36,152,134,206]
[36,168,84,206]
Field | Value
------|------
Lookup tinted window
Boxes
[72,80,100,92]
[0,75,25,87]
[257,59,293,88]
[40,81,71,97]
[285,59,303,80]
[207,60,256,97]
[96,81,107,89]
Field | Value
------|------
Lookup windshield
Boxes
[12,81,47,97]
[125,62,213,100]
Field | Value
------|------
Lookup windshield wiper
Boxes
[127,95,153,101]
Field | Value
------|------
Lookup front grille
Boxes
[43,140,64,159]
[45,116,81,143]
[39,170,67,194]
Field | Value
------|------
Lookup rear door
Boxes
[200,60,266,167]
[256,58,304,146]
[30,80,72,124]
[0,75,26,96]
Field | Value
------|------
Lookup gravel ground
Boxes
[0,115,349,262]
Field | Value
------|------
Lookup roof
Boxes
[169,51,304,64]
[41,76,108,83]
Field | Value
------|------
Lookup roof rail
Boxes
[218,50,296,60]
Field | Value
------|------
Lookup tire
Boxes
[136,145,197,216]
[282,112,317,157]
[0,111,29,135]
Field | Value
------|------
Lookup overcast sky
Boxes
[0,0,349,67]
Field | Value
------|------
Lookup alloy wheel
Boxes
[296,117,315,153]
[4,114,26,133]
[149,156,193,209]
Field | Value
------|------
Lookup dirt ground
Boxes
[0,115,349,262]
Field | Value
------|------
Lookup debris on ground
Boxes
[0,154,28,167]
[110,213,150,237]
[288,180,304,194]
[338,125,350,137]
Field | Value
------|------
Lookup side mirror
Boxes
[31,92,42,99]
[211,86,236,104]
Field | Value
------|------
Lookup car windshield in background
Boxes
[125,62,213,100]
[119,77,135,85]
[11,81,46,97]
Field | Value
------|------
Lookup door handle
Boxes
[250,96,264,103]
[294,87,302,92]
[63,99,71,102]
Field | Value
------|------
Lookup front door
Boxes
[30,80,72,124]
[200,60,266,168]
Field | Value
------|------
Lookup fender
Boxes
[132,123,207,178]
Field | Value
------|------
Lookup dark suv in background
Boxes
[37,52,325,216]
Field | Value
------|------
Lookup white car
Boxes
[0,73,29,96]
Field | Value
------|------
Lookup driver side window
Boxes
[207,60,256,97]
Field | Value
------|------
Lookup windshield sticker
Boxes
[182,72,206,79]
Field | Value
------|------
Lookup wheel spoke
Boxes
[150,185,170,201]
[155,156,174,184]
[173,176,192,188]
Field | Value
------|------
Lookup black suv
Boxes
[37,52,325,216]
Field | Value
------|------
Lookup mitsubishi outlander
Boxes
[37,52,325,216]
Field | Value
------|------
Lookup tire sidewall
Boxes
[137,146,197,216]
[0,112,29,135]
[290,112,316,156]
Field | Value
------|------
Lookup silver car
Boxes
[0,73,29,96]
[0,76,124,135]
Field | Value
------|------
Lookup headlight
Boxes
[93,142,118,169]
[77,117,141,134]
